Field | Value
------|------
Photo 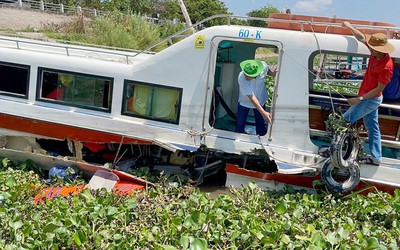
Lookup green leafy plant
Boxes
[325,109,351,135]
[1,158,400,249]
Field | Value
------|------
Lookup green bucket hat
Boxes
[240,60,264,77]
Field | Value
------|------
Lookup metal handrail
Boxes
[0,36,155,64]
[309,93,400,111]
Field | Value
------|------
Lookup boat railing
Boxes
[265,19,399,37]
[0,35,155,64]
[309,128,400,149]
[132,14,400,57]
[309,93,400,112]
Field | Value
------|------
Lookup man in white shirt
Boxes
[235,59,276,136]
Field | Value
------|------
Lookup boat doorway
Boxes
[209,39,280,136]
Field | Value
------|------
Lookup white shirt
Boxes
[237,61,269,108]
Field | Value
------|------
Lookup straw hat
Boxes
[365,33,395,54]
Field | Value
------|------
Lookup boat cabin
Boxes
[1,15,400,192]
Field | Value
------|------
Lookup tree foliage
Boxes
[148,0,230,27]
[101,0,151,13]
[181,0,229,26]
[247,5,281,27]
[47,0,151,13]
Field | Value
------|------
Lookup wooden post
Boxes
[177,0,195,33]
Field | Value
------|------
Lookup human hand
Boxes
[342,21,351,28]
[347,97,359,106]
[271,68,278,77]
[268,67,278,77]
[262,111,272,123]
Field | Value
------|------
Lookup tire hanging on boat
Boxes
[321,158,361,193]
[329,128,360,168]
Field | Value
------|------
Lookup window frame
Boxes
[308,50,368,97]
[0,61,30,99]
[37,67,113,112]
[122,80,183,124]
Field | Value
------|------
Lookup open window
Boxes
[210,40,279,135]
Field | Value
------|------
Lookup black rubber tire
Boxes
[330,130,360,168]
[321,158,360,193]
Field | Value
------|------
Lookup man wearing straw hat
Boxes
[236,59,276,136]
[342,21,395,166]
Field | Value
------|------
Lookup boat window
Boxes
[309,52,367,142]
[122,81,182,124]
[38,68,112,112]
[309,53,400,153]
[310,52,367,95]
[0,62,29,98]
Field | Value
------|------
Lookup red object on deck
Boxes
[34,185,85,204]
[34,170,148,204]
[268,13,397,38]
[113,181,145,196]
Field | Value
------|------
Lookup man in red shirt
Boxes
[342,21,395,165]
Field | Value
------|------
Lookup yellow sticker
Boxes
[195,35,205,49]
[243,38,254,43]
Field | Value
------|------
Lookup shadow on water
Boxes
[195,167,231,198]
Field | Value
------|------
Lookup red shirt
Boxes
[358,53,393,97]
[46,87,64,100]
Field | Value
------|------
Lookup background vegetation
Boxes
[43,13,185,51]
[33,0,281,51]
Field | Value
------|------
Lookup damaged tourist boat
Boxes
[1,14,400,193]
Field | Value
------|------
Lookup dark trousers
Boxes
[235,103,266,136]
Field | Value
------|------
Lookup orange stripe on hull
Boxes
[226,163,397,195]
[0,113,151,144]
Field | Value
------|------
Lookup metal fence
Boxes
[0,0,169,24]
[0,0,109,17]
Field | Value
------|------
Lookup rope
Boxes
[310,24,351,111]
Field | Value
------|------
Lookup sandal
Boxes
[358,157,380,166]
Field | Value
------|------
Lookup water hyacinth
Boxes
[0,158,399,249]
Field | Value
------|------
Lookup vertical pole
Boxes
[40,0,44,11]
[60,4,64,14]
[18,0,22,8]
[177,0,195,33]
